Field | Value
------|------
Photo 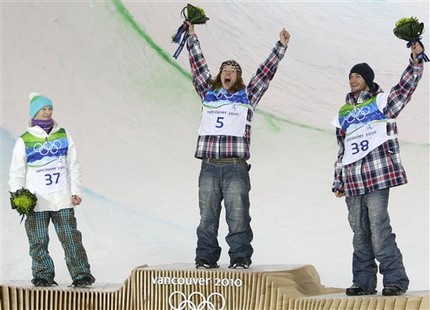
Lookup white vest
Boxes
[198,88,252,137]
[333,94,395,165]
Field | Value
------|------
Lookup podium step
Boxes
[1,264,428,310]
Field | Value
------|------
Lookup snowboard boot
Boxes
[195,258,219,269]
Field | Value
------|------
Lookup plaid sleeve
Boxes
[186,34,212,100]
[384,60,424,118]
[247,41,287,108]
[332,127,345,193]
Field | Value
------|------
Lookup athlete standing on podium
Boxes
[186,22,291,269]
[332,42,425,296]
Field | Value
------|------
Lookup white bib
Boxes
[343,120,391,165]
[334,96,395,165]
[198,103,250,137]
[27,155,69,194]
[22,129,70,195]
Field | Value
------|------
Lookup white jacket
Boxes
[9,123,82,212]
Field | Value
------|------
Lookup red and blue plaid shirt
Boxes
[332,60,424,197]
[186,34,287,160]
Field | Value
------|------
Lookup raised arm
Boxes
[246,28,290,108]
[384,41,425,118]
[186,23,212,100]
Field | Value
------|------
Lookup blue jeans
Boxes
[25,208,92,282]
[346,188,409,292]
[196,161,254,264]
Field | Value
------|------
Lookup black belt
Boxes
[203,157,246,164]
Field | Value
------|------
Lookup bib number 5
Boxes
[216,117,224,128]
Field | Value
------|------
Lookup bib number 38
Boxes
[351,140,369,155]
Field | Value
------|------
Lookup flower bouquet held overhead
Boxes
[393,17,429,62]
[171,3,209,59]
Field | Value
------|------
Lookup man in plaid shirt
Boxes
[186,23,290,269]
[332,42,425,296]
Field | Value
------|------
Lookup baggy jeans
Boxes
[196,161,254,264]
[25,208,92,282]
[346,188,409,292]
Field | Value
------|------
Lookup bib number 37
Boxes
[45,172,60,186]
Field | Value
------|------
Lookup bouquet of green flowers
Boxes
[10,188,37,220]
[393,17,428,62]
[171,3,209,59]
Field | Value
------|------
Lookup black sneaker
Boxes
[195,258,219,269]
[71,275,95,288]
[228,257,252,269]
[345,284,376,296]
[382,284,407,296]
[31,278,58,287]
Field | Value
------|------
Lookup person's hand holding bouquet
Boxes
[10,187,38,222]
[171,3,209,59]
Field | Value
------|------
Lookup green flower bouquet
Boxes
[393,17,428,62]
[10,188,37,216]
[171,3,209,59]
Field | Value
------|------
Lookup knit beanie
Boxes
[349,63,374,89]
[219,60,242,75]
[29,92,53,119]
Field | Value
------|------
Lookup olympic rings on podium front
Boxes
[168,291,226,310]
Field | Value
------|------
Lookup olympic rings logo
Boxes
[168,291,226,310]
[214,89,234,100]
[345,106,370,124]
[33,140,62,156]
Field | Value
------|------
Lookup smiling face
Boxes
[349,73,370,95]
[34,106,53,120]
[220,65,239,90]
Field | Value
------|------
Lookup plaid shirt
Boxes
[186,34,287,159]
[332,60,424,197]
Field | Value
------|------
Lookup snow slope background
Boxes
[1,0,429,292]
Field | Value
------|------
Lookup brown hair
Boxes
[210,71,246,93]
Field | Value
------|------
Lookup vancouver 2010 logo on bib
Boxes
[168,291,226,310]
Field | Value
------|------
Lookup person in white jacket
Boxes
[9,92,95,287]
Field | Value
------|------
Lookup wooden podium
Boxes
[126,264,341,309]
[1,264,428,310]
